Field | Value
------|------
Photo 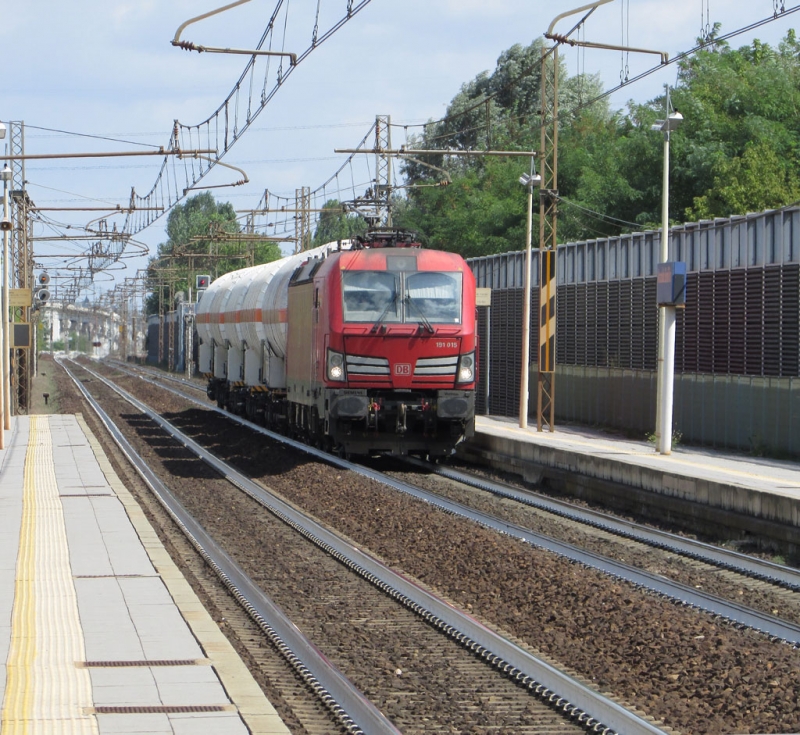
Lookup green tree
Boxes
[688,140,800,218]
[394,156,532,258]
[676,31,800,219]
[312,200,367,246]
[145,192,281,314]
[398,37,610,254]
[396,30,800,255]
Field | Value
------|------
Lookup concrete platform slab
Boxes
[463,416,800,554]
[0,415,290,735]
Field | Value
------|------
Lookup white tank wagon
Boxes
[195,241,351,407]
[195,268,243,382]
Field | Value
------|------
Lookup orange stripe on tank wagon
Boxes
[261,308,287,324]
[233,309,264,323]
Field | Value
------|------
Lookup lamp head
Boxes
[0,165,11,182]
[652,111,684,133]
[519,172,542,188]
[0,122,6,140]
[665,110,684,130]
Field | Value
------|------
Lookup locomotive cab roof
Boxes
[354,228,421,249]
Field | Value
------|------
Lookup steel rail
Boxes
[120,360,800,593]
[107,361,207,393]
[101,359,800,645]
[80,358,669,735]
[411,460,800,592]
[58,358,400,735]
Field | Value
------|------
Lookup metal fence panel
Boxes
[469,207,800,454]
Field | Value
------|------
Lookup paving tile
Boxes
[152,666,231,706]
[91,684,162,707]
[96,713,172,734]
[89,668,157,691]
[169,711,250,735]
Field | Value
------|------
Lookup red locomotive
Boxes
[196,230,476,457]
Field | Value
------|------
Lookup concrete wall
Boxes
[553,365,800,456]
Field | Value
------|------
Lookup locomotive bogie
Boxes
[324,387,475,457]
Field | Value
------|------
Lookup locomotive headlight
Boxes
[327,349,346,382]
[456,352,475,384]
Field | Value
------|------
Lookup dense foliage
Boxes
[312,199,368,246]
[394,30,800,258]
[145,192,281,315]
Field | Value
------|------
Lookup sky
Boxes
[2,0,798,301]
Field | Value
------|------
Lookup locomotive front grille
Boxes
[413,355,458,376]
[345,354,390,376]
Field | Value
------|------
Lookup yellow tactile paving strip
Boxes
[1,416,99,735]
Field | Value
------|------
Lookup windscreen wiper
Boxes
[404,295,435,333]
[370,293,398,333]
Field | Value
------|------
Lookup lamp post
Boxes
[519,157,542,429]
[652,88,683,455]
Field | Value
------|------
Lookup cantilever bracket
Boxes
[171,0,297,64]
[546,0,668,64]
[182,156,250,196]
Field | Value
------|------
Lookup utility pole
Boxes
[537,40,559,433]
[539,0,667,432]
[185,312,194,379]
[10,187,34,415]
[375,114,393,227]
[158,284,165,365]
[331,115,395,228]
[294,187,311,253]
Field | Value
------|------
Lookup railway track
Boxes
[106,358,800,641]
[61,356,800,734]
[61,357,664,734]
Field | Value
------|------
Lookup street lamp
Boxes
[1,158,10,443]
[519,157,542,429]
[652,89,683,454]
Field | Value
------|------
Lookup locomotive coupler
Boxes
[422,399,436,437]
[396,403,407,435]
[367,400,380,434]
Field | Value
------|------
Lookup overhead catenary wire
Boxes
[557,195,645,230]
[115,0,374,239]
[22,124,162,149]
[28,3,800,301]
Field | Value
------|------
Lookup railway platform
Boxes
[463,415,800,554]
[0,413,290,735]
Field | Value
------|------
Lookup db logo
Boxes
[394,363,411,376]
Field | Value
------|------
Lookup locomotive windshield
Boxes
[342,271,401,323]
[405,272,462,324]
[342,270,462,325]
